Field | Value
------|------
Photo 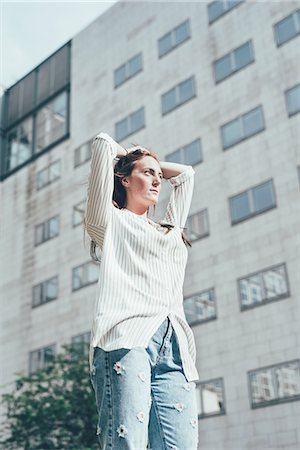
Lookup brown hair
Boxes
[89,145,192,261]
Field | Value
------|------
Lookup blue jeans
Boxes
[90,317,199,450]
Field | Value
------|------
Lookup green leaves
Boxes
[0,344,99,450]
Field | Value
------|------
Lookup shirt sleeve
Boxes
[83,132,121,250]
[160,165,195,229]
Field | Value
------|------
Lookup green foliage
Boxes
[0,344,99,450]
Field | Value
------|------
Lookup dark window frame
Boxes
[186,209,210,243]
[285,83,300,117]
[115,107,145,142]
[195,377,226,419]
[36,159,61,191]
[114,52,143,89]
[34,215,60,246]
[158,19,191,58]
[221,105,265,150]
[229,178,277,225]
[214,40,255,84]
[238,262,290,311]
[161,76,197,116]
[274,9,300,47]
[166,138,203,166]
[1,41,71,182]
[207,0,245,25]
[248,359,300,409]
[72,260,99,292]
[32,276,58,308]
[29,343,56,374]
[184,286,217,327]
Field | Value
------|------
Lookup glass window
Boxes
[243,106,264,137]
[184,139,202,165]
[286,84,300,116]
[6,117,33,171]
[73,200,86,227]
[275,13,297,46]
[115,65,126,87]
[230,191,250,222]
[184,288,216,325]
[35,91,68,153]
[74,141,92,167]
[174,20,190,46]
[222,117,242,148]
[196,379,225,417]
[166,149,182,163]
[36,160,61,190]
[115,118,128,142]
[32,276,58,308]
[72,332,91,357]
[72,261,99,291]
[208,0,244,24]
[129,53,142,76]
[187,209,209,242]
[49,160,61,182]
[48,216,60,239]
[214,54,232,82]
[114,53,142,88]
[249,360,300,407]
[252,180,274,213]
[234,41,253,70]
[179,78,194,104]
[131,108,144,134]
[159,32,173,57]
[239,263,289,310]
[29,344,56,374]
[162,88,177,115]
[158,20,190,58]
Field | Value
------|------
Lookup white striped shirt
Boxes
[84,132,199,382]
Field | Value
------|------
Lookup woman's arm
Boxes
[159,160,190,180]
[84,133,126,249]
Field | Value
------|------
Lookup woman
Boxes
[83,132,199,450]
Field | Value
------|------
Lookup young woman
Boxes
[84,132,199,450]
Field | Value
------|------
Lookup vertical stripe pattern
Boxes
[84,133,199,382]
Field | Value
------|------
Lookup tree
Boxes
[0,344,99,450]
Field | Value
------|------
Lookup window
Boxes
[162,76,196,115]
[208,0,245,24]
[74,140,92,167]
[238,263,289,310]
[166,138,202,166]
[2,42,70,180]
[29,344,56,374]
[71,332,91,357]
[249,360,300,408]
[73,199,86,227]
[214,40,254,83]
[72,261,99,291]
[285,84,300,117]
[158,19,191,58]
[5,117,33,171]
[115,107,145,141]
[274,9,300,46]
[35,215,60,245]
[229,179,276,224]
[195,378,225,418]
[35,91,68,153]
[36,160,61,190]
[184,288,216,326]
[186,209,209,242]
[221,105,265,149]
[114,53,143,88]
[32,276,58,308]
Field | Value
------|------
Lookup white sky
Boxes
[0,0,119,89]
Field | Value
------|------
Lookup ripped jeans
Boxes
[90,317,199,450]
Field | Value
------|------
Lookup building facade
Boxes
[1,1,300,448]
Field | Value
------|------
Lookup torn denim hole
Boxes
[116,424,128,438]
[174,402,185,412]
[96,425,102,435]
[113,361,126,375]
[190,418,197,428]
[136,411,145,422]
[138,371,146,382]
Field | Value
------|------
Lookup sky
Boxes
[0,0,119,90]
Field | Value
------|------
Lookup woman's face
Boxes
[121,156,162,208]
